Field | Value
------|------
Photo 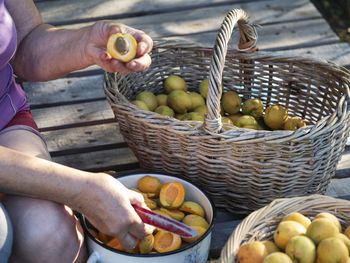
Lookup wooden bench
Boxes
[26,0,350,259]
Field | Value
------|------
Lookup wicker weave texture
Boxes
[218,194,350,263]
[103,9,350,214]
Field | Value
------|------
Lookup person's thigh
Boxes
[0,203,12,263]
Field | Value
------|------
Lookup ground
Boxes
[311,0,350,43]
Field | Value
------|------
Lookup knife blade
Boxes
[132,204,199,238]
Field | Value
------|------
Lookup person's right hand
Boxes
[84,21,153,75]
[78,173,154,250]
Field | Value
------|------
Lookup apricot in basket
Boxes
[222,90,241,115]
[264,105,288,130]
[107,33,137,62]
[159,181,185,209]
[283,117,306,131]
[237,241,268,263]
[281,212,311,229]
[314,212,342,232]
[164,75,187,94]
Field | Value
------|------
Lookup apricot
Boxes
[159,182,185,209]
[144,197,157,210]
[139,234,154,254]
[106,237,123,250]
[98,231,113,243]
[179,201,205,217]
[88,228,99,239]
[137,175,162,197]
[153,230,182,253]
[160,207,185,221]
[182,214,209,229]
[107,33,137,62]
[153,209,171,217]
[182,225,206,243]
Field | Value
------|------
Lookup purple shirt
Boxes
[0,0,30,130]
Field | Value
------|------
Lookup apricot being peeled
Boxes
[107,33,137,62]
[153,230,182,253]
[159,181,185,209]
[138,234,154,254]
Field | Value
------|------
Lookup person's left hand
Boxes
[84,21,153,74]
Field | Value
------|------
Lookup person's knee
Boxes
[4,197,85,262]
[0,203,12,263]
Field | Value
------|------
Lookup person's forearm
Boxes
[12,24,93,81]
[0,146,96,209]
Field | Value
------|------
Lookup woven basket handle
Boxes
[204,9,258,134]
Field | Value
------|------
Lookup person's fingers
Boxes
[119,232,138,250]
[125,54,152,72]
[135,33,153,56]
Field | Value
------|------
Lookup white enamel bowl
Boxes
[81,173,216,263]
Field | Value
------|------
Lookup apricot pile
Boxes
[236,211,350,263]
[132,75,307,131]
[88,175,209,254]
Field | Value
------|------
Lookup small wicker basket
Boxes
[215,194,350,263]
[103,8,350,214]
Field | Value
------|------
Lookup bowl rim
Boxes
[80,172,216,257]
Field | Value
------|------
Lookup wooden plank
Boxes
[41,123,124,153]
[23,75,105,107]
[155,17,338,48]
[30,100,114,130]
[35,0,321,26]
[51,147,138,171]
[272,42,350,68]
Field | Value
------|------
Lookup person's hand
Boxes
[80,173,154,250]
[84,21,153,74]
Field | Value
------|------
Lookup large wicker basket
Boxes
[215,194,350,263]
[103,8,350,214]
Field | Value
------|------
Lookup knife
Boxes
[132,204,199,238]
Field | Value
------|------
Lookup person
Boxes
[0,0,155,262]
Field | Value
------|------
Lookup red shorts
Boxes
[4,110,39,131]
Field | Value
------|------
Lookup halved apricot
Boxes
[153,230,182,253]
[88,228,99,239]
[138,234,154,254]
[98,231,113,243]
[144,197,157,210]
[107,33,137,62]
[179,201,205,217]
[137,175,163,197]
[159,182,185,209]
[106,237,123,250]
[182,214,209,229]
[153,209,171,217]
[182,225,206,243]
[160,207,185,221]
